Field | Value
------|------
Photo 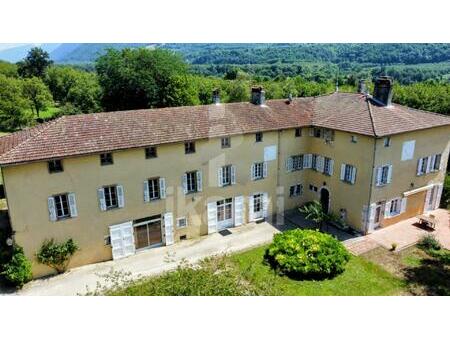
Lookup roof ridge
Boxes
[0,117,63,161]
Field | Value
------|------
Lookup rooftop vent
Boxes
[251,86,265,105]
[212,89,220,105]
[373,76,393,106]
[357,79,367,94]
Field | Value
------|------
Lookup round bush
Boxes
[265,229,350,279]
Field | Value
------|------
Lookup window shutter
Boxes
[400,197,407,214]
[286,157,293,172]
[384,200,391,218]
[303,154,312,169]
[375,167,382,186]
[340,164,346,181]
[159,178,166,199]
[97,188,106,211]
[424,188,432,212]
[48,196,57,221]
[416,158,423,176]
[250,164,255,180]
[68,193,78,217]
[329,159,334,176]
[248,195,254,222]
[196,171,202,192]
[182,173,188,194]
[163,212,174,246]
[117,185,125,208]
[430,155,436,172]
[368,203,377,232]
[317,156,324,173]
[234,196,244,226]
[438,154,444,171]
[262,193,269,218]
[434,184,443,210]
[217,167,223,187]
[207,202,217,234]
[263,161,268,178]
[351,167,357,184]
[231,165,236,185]
[425,156,432,173]
[387,165,393,184]
[143,180,149,202]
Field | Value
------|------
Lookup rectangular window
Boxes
[217,198,233,222]
[311,154,318,170]
[432,154,441,171]
[313,127,322,138]
[292,155,304,171]
[390,198,401,216]
[252,162,264,180]
[351,135,357,143]
[221,137,231,148]
[222,165,232,186]
[185,141,196,154]
[148,178,160,200]
[418,157,428,176]
[342,164,356,184]
[323,157,332,175]
[309,184,317,192]
[100,153,113,166]
[177,217,187,228]
[103,185,118,209]
[289,184,303,197]
[145,146,157,159]
[384,137,391,147]
[48,160,63,173]
[54,194,70,219]
[186,171,198,193]
[295,128,302,137]
[255,132,263,142]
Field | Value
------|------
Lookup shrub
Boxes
[418,234,441,251]
[1,245,32,288]
[265,229,350,279]
[36,238,78,273]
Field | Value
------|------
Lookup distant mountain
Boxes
[0,43,60,62]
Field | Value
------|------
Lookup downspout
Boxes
[365,98,377,234]
[275,129,282,225]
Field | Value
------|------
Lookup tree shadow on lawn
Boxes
[403,257,450,296]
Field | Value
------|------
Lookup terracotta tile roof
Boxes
[0,92,448,165]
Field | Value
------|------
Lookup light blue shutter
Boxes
[234,196,244,226]
[340,164,346,181]
[231,165,236,185]
[329,159,334,176]
[143,181,149,202]
[250,163,255,180]
[262,193,269,218]
[68,193,78,217]
[117,185,124,208]
[351,167,357,184]
[387,165,393,184]
[263,162,268,178]
[218,167,223,187]
[196,171,202,192]
[207,202,217,234]
[159,178,166,199]
[182,174,188,194]
[98,188,106,211]
[48,197,57,221]
[164,212,174,245]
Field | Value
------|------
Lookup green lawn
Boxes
[26,105,60,120]
[106,245,405,296]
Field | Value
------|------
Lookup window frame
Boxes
[186,171,198,193]
[184,141,196,154]
[255,132,263,143]
[147,177,161,200]
[48,159,63,173]
[295,128,302,137]
[351,135,358,143]
[292,155,304,171]
[103,185,118,209]
[221,137,231,149]
[253,162,264,180]
[323,157,332,176]
[222,165,232,186]
[289,184,303,197]
[432,154,441,172]
[100,152,114,166]
[344,164,353,183]
[389,198,401,216]
[177,217,187,228]
[145,146,157,159]
[383,137,391,147]
[54,193,70,220]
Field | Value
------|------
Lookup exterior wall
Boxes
[370,125,450,228]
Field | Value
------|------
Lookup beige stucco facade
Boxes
[2,125,449,278]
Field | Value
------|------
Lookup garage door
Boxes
[109,221,135,260]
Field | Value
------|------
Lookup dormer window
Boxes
[48,160,63,173]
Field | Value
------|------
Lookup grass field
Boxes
[28,106,60,119]
[106,245,405,296]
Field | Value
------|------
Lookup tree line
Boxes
[0,47,449,132]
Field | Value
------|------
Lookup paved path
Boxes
[16,222,280,296]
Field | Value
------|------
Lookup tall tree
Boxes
[0,74,33,131]
[96,48,197,111]
[17,47,53,78]
[22,77,54,118]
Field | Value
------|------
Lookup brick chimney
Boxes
[373,76,393,106]
[212,89,220,105]
[251,86,265,105]
[357,79,367,94]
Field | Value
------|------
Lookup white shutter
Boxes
[196,171,202,192]
[430,155,436,172]
[207,202,217,234]
[351,167,357,184]
[143,181,149,202]
[248,195,254,222]
[182,174,188,194]
[424,188,432,212]
[400,197,407,214]
[68,193,78,217]
[250,164,255,180]
[303,154,312,169]
[329,159,334,175]
[217,167,223,187]
[384,200,392,218]
[164,212,174,246]
[438,154,444,171]
[340,164,346,181]
[262,193,269,218]
[375,167,382,186]
[285,158,293,172]
[159,178,166,199]
[117,185,124,208]
[97,188,106,211]
[109,221,135,260]
[367,203,377,233]
[263,161,268,178]
[417,158,423,176]
[317,156,324,173]
[48,196,57,222]
[387,165,393,184]
[425,156,432,174]
[434,184,443,210]
[231,165,236,185]
[234,196,244,226]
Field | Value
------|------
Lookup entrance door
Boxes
[133,216,163,250]
[217,198,234,230]
[109,221,135,260]
[373,202,383,228]
[253,193,264,219]
[320,188,330,214]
